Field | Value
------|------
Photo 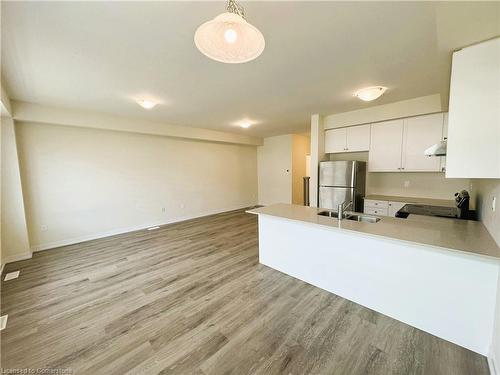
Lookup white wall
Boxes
[257,135,292,206]
[475,179,500,371]
[1,117,31,262]
[16,122,258,250]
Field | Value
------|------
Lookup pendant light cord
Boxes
[227,0,245,19]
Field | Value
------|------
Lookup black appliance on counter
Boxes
[395,190,471,220]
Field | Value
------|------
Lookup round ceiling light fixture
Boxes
[239,121,251,128]
[194,0,265,64]
[137,99,157,109]
[354,86,388,101]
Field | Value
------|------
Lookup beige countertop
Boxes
[247,204,500,261]
[365,194,456,207]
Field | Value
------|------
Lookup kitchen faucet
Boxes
[337,200,353,220]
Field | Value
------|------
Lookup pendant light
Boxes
[194,0,265,64]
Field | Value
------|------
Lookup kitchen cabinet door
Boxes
[325,128,347,153]
[346,125,370,152]
[368,119,404,172]
[388,201,407,217]
[446,38,500,178]
[402,113,443,172]
[364,206,389,216]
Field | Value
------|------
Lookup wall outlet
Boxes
[161,207,166,213]
[41,225,48,232]
[180,203,185,209]
[492,196,496,212]
[404,180,410,188]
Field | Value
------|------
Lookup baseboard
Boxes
[31,204,255,252]
[3,252,33,265]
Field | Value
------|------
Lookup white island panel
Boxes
[258,214,499,355]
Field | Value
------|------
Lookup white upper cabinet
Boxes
[446,38,500,178]
[325,128,347,153]
[346,124,370,152]
[402,113,443,172]
[369,115,444,172]
[369,119,404,171]
[325,125,370,153]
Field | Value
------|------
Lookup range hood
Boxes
[424,140,447,157]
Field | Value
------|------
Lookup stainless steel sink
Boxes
[317,210,340,218]
[318,211,380,223]
[345,214,380,223]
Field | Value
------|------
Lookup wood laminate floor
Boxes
[1,209,490,374]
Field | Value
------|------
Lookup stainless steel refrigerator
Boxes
[319,161,366,211]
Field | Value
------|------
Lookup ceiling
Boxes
[1,1,499,138]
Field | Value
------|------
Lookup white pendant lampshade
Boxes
[194,1,265,64]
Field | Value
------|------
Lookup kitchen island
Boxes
[247,203,500,356]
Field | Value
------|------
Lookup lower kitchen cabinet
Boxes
[388,201,406,216]
[364,199,407,217]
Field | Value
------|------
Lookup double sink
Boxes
[318,210,381,223]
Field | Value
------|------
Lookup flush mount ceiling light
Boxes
[354,86,388,101]
[233,119,255,128]
[137,99,157,109]
[194,0,265,64]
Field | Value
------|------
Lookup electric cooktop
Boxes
[395,204,461,219]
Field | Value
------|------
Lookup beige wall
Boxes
[291,135,310,205]
[16,122,258,250]
[257,135,292,206]
[329,152,471,202]
[1,117,31,262]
